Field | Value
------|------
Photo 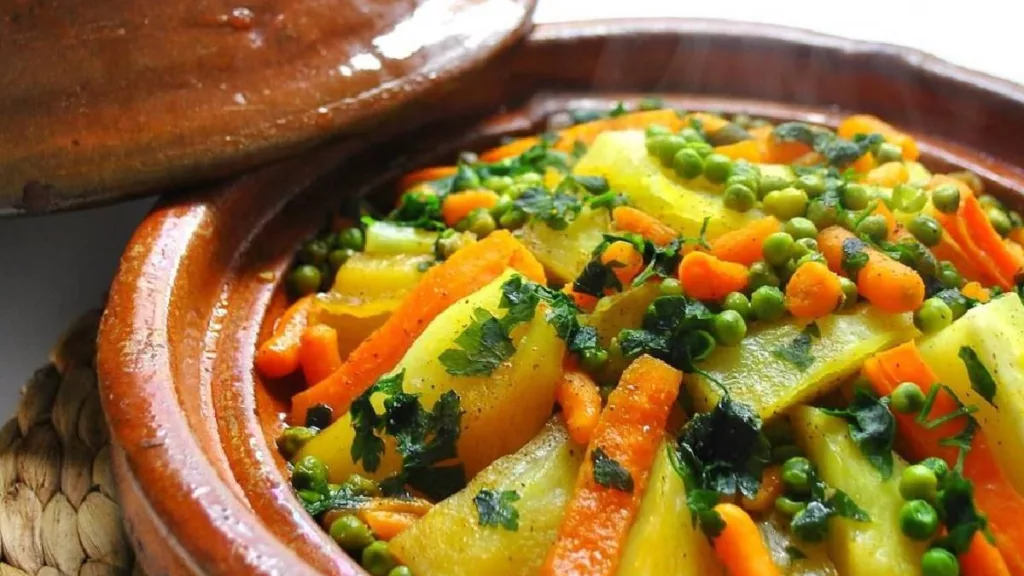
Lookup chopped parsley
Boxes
[934,470,990,554]
[513,187,582,231]
[916,384,980,470]
[389,189,446,230]
[789,465,870,542]
[772,122,884,168]
[958,346,998,407]
[473,489,521,531]
[592,447,634,492]
[439,309,517,376]
[772,325,818,371]
[618,295,717,372]
[573,259,623,298]
[840,237,870,277]
[821,387,896,479]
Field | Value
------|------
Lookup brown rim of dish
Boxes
[97,19,1024,576]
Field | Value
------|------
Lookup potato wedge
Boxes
[521,205,609,284]
[390,419,584,576]
[298,269,566,483]
[759,515,837,576]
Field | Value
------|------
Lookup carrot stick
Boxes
[711,503,781,576]
[678,252,749,302]
[541,355,682,576]
[714,140,764,163]
[960,532,1011,576]
[479,136,542,162]
[961,282,991,303]
[440,189,500,227]
[785,261,844,319]
[290,231,547,423]
[601,241,644,287]
[562,285,598,312]
[612,206,677,246]
[255,295,314,379]
[298,324,343,387]
[838,114,920,161]
[863,342,1024,574]
[818,226,925,313]
[358,510,419,541]
[740,466,783,514]
[556,369,603,446]
[710,217,782,266]
[929,176,1014,289]
[398,166,457,191]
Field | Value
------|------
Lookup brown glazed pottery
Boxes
[0,0,535,216]
[97,19,1024,576]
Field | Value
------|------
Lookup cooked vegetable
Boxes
[442,189,500,227]
[785,262,844,319]
[390,419,583,576]
[399,166,457,191]
[791,407,926,575]
[521,206,610,283]
[959,532,1011,576]
[818,226,925,313]
[689,305,916,418]
[758,515,837,576]
[678,251,749,302]
[291,231,545,423]
[543,355,682,576]
[297,325,343,387]
[612,206,677,245]
[556,369,602,446]
[602,240,645,286]
[710,217,783,266]
[364,220,439,255]
[255,294,314,379]
[710,503,780,576]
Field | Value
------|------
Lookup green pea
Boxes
[978,193,1003,211]
[774,496,807,517]
[498,208,527,230]
[388,568,413,576]
[919,457,950,483]
[908,214,943,247]
[874,142,904,164]
[581,348,610,372]
[987,207,1012,236]
[839,277,858,309]
[788,237,818,262]
[341,474,381,497]
[724,184,757,212]
[781,457,814,496]
[762,232,795,266]
[328,248,354,271]
[936,261,964,289]
[673,148,705,179]
[771,444,803,465]
[703,154,734,183]
[748,262,780,291]
[338,228,365,251]
[713,310,747,346]
[362,541,397,576]
[806,199,840,230]
[330,514,375,550]
[890,381,926,414]
[685,141,714,158]
[482,175,514,192]
[795,174,826,198]
[723,292,752,319]
[893,184,928,213]
[646,135,688,165]
[842,183,871,210]
[660,278,683,296]
[727,173,760,197]
[291,455,329,493]
[935,289,968,320]
[758,173,792,197]
[899,464,939,502]
[921,548,960,576]
[288,265,322,297]
[645,124,672,138]
[931,184,961,214]
[899,500,939,541]
[763,188,809,220]
[276,427,317,459]
[514,172,543,186]
[301,239,330,266]
[453,164,481,191]
[784,217,818,240]
[751,286,786,321]
[856,214,889,243]
[914,297,953,333]
[468,209,497,237]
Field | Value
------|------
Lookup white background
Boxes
[2,0,1023,414]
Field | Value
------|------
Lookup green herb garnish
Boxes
[473,489,521,531]
[821,387,896,479]
[592,447,634,492]
[958,346,998,407]
[772,326,817,371]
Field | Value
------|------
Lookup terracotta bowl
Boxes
[97,19,1024,575]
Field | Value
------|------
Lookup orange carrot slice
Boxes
[298,324,343,387]
[479,136,542,162]
[714,140,764,163]
[441,189,500,227]
[785,261,844,319]
[358,510,419,541]
[541,355,682,576]
[255,295,314,379]
[961,282,991,303]
[818,226,924,313]
[711,503,781,576]
[930,176,1014,289]
[710,217,782,266]
[678,252,749,302]
[960,532,1011,576]
[290,231,546,423]
[601,241,644,287]
[556,369,603,446]
[612,206,677,246]
[863,342,1024,574]
[398,166,457,191]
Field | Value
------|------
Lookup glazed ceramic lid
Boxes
[0,0,536,215]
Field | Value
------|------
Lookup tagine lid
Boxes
[0,0,536,215]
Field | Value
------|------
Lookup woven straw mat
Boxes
[0,310,142,576]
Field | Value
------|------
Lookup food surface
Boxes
[257,101,1024,576]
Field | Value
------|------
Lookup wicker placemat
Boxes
[0,310,141,576]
